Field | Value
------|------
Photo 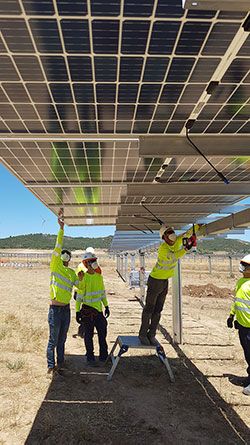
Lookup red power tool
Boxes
[183,224,197,251]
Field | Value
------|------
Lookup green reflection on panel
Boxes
[50,141,101,212]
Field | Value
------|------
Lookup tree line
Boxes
[0,233,113,250]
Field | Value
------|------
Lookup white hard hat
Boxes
[240,255,250,264]
[82,251,97,262]
[86,247,95,254]
[159,224,174,239]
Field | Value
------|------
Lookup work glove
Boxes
[184,235,197,251]
[76,312,82,324]
[227,315,234,328]
[105,306,110,318]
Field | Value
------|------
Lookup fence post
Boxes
[229,256,233,277]
[208,255,212,274]
[139,250,146,303]
[130,253,135,272]
[124,253,128,282]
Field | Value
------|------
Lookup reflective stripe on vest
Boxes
[235,305,250,314]
[50,280,72,292]
[56,243,62,249]
[155,248,183,273]
[51,271,75,286]
[83,295,105,303]
[235,297,250,307]
[155,262,176,271]
[76,290,105,303]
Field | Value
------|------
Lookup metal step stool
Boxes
[107,335,175,382]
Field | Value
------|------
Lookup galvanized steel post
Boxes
[208,255,212,274]
[139,250,146,303]
[172,259,182,344]
[229,255,233,277]
[120,254,124,279]
[130,253,135,271]
[124,253,128,282]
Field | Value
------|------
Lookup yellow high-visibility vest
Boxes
[50,228,79,304]
[150,225,199,280]
[230,278,250,328]
[76,272,108,313]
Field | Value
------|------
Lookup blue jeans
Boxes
[47,305,70,369]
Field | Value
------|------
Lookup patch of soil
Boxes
[183,283,233,299]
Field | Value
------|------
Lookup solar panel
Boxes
[0,1,250,245]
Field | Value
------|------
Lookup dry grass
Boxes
[0,313,46,353]
[0,257,249,445]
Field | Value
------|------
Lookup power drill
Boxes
[183,224,197,251]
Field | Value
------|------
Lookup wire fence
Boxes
[0,251,244,276]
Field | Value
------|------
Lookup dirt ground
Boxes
[0,257,250,445]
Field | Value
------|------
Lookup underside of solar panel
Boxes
[0,1,250,235]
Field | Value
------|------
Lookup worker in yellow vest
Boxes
[139,223,200,346]
[75,251,110,366]
[227,255,250,395]
[74,248,102,338]
[47,209,80,375]
[76,247,102,276]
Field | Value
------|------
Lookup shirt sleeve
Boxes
[230,301,236,316]
[50,228,63,271]
[101,276,108,307]
[230,283,239,315]
[173,236,186,260]
[75,278,85,312]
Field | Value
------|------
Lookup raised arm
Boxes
[50,208,64,271]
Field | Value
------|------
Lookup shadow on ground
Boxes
[25,352,249,445]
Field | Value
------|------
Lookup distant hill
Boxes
[0,234,249,254]
[0,233,113,250]
[197,238,250,255]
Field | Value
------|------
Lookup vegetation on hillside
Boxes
[197,238,250,255]
[0,233,113,250]
[0,233,249,254]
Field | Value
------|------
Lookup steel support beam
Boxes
[127,183,250,197]
[119,204,222,216]
[183,0,250,11]
[201,208,250,235]
[49,202,121,208]
[116,216,196,225]
[140,135,250,158]
[116,224,184,231]
[27,182,127,188]
[0,133,139,142]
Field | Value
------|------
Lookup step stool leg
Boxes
[107,344,129,381]
[156,346,175,383]
[106,338,119,365]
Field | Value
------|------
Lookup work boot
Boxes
[139,335,151,346]
[147,335,160,347]
[139,311,151,337]
[47,367,57,379]
[243,384,250,395]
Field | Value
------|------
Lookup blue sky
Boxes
[0,164,115,238]
[0,162,250,241]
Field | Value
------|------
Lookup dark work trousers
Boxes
[139,275,169,337]
[238,325,250,384]
[47,305,70,369]
[83,311,108,362]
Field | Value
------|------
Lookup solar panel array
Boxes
[0,1,250,238]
